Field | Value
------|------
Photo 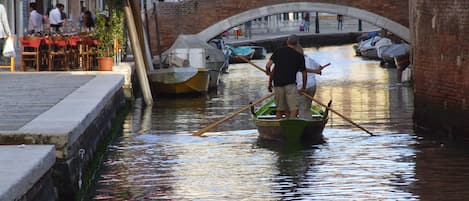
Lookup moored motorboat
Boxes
[251,99,330,145]
[153,35,226,89]
[381,43,411,67]
[354,30,380,56]
[244,45,267,59]
[360,37,392,60]
[149,47,211,95]
[227,45,255,63]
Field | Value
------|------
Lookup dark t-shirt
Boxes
[270,46,306,86]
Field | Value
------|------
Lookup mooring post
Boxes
[124,1,153,105]
[129,1,154,72]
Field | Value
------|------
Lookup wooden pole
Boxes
[129,0,154,71]
[192,93,274,136]
[236,56,265,72]
[152,2,163,69]
[124,1,153,106]
[239,56,374,136]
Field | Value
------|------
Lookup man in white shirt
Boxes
[28,3,43,34]
[49,3,64,32]
[296,49,330,120]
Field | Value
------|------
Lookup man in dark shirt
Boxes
[266,34,307,118]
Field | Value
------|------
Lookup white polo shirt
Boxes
[29,10,43,32]
[49,7,63,26]
[297,55,320,89]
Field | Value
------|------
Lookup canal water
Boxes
[92,44,469,200]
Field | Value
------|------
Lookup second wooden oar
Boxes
[236,56,266,72]
[301,91,374,136]
[237,55,374,136]
[192,93,274,136]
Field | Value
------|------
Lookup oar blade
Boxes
[192,93,274,137]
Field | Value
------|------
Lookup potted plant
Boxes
[93,14,113,71]
[93,2,124,71]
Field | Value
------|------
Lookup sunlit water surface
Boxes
[92,45,469,201]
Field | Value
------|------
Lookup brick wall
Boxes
[147,0,409,54]
[411,0,469,140]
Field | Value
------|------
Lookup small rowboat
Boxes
[251,99,330,145]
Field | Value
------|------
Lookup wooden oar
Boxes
[192,93,274,136]
[238,55,374,136]
[300,91,374,136]
[236,56,266,73]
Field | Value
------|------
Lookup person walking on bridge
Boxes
[303,12,311,32]
[337,14,344,30]
[266,34,307,119]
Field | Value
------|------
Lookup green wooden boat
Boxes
[251,99,330,145]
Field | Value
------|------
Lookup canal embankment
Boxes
[0,62,135,200]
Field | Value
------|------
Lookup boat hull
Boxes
[252,99,329,145]
[149,68,210,95]
[255,118,326,145]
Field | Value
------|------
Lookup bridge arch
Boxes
[197,2,410,43]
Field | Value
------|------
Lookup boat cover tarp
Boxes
[229,46,255,56]
[152,35,226,71]
[381,43,411,58]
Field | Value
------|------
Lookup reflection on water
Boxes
[92,45,469,200]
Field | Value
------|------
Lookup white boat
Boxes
[355,36,380,56]
[381,43,411,67]
[153,35,226,89]
[359,37,393,60]
[148,48,210,95]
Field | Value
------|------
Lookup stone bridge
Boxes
[149,0,410,53]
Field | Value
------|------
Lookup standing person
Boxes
[0,3,11,57]
[49,3,64,32]
[337,14,344,30]
[28,3,43,35]
[59,4,67,27]
[42,8,52,32]
[294,45,331,119]
[82,11,95,32]
[266,34,307,119]
[303,12,310,32]
[79,7,87,29]
[244,20,252,39]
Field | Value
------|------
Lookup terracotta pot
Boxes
[97,57,113,71]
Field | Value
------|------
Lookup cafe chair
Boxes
[44,36,69,71]
[79,36,97,71]
[67,35,81,69]
[19,36,42,71]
